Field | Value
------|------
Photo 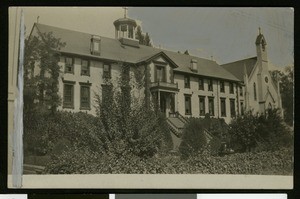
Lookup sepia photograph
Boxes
[8,7,294,188]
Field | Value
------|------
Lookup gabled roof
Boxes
[33,23,240,82]
[221,57,257,81]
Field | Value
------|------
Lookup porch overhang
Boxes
[149,81,179,92]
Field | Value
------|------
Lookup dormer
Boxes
[190,59,198,72]
[90,35,101,56]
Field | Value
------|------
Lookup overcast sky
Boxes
[20,7,293,68]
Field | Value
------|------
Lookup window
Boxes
[198,78,204,90]
[239,86,243,96]
[230,99,236,117]
[199,96,205,116]
[121,24,127,31]
[128,26,134,39]
[185,95,192,115]
[254,82,257,100]
[229,82,234,94]
[93,42,100,51]
[184,76,190,88]
[220,81,225,92]
[103,64,111,78]
[208,79,213,91]
[65,57,74,73]
[208,97,214,116]
[221,98,226,117]
[81,60,89,76]
[80,84,90,110]
[63,83,74,108]
[240,101,244,115]
[156,65,166,82]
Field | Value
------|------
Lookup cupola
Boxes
[113,7,139,47]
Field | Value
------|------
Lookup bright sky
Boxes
[21,7,293,69]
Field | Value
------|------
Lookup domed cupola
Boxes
[113,7,139,47]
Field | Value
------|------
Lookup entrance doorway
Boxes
[160,94,166,113]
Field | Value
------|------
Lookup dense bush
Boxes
[229,109,293,152]
[24,111,104,157]
[45,146,293,175]
[179,118,207,157]
[94,66,172,158]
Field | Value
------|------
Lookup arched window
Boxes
[253,83,257,101]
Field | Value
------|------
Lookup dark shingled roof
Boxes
[221,57,257,81]
[34,23,240,82]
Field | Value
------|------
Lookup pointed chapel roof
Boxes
[221,57,257,82]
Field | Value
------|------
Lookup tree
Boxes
[135,25,152,46]
[94,63,169,158]
[24,31,66,113]
[136,25,144,45]
[270,66,294,125]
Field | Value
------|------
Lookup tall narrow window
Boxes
[199,96,205,116]
[103,64,111,79]
[230,99,236,117]
[240,101,244,115]
[254,82,257,100]
[156,65,166,82]
[63,82,74,108]
[185,95,192,115]
[220,81,225,92]
[65,57,74,73]
[208,79,213,91]
[208,97,214,116]
[229,82,234,94]
[221,98,226,117]
[80,84,91,110]
[239,86,243,96]
[184,75,190,88]
[81,60,89,76]
[198,78,204,90]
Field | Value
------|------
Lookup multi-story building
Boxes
[28,13,282,125]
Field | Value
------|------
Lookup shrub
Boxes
[179,118,207,157]
[229,109,293,152]
[44,146,292,175]
[24,110,104,157]
[228,110,258,152]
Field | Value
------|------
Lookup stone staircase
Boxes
[167,112,189,150]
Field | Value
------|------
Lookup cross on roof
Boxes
[259,27,261,34]
[123,7,128,18]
